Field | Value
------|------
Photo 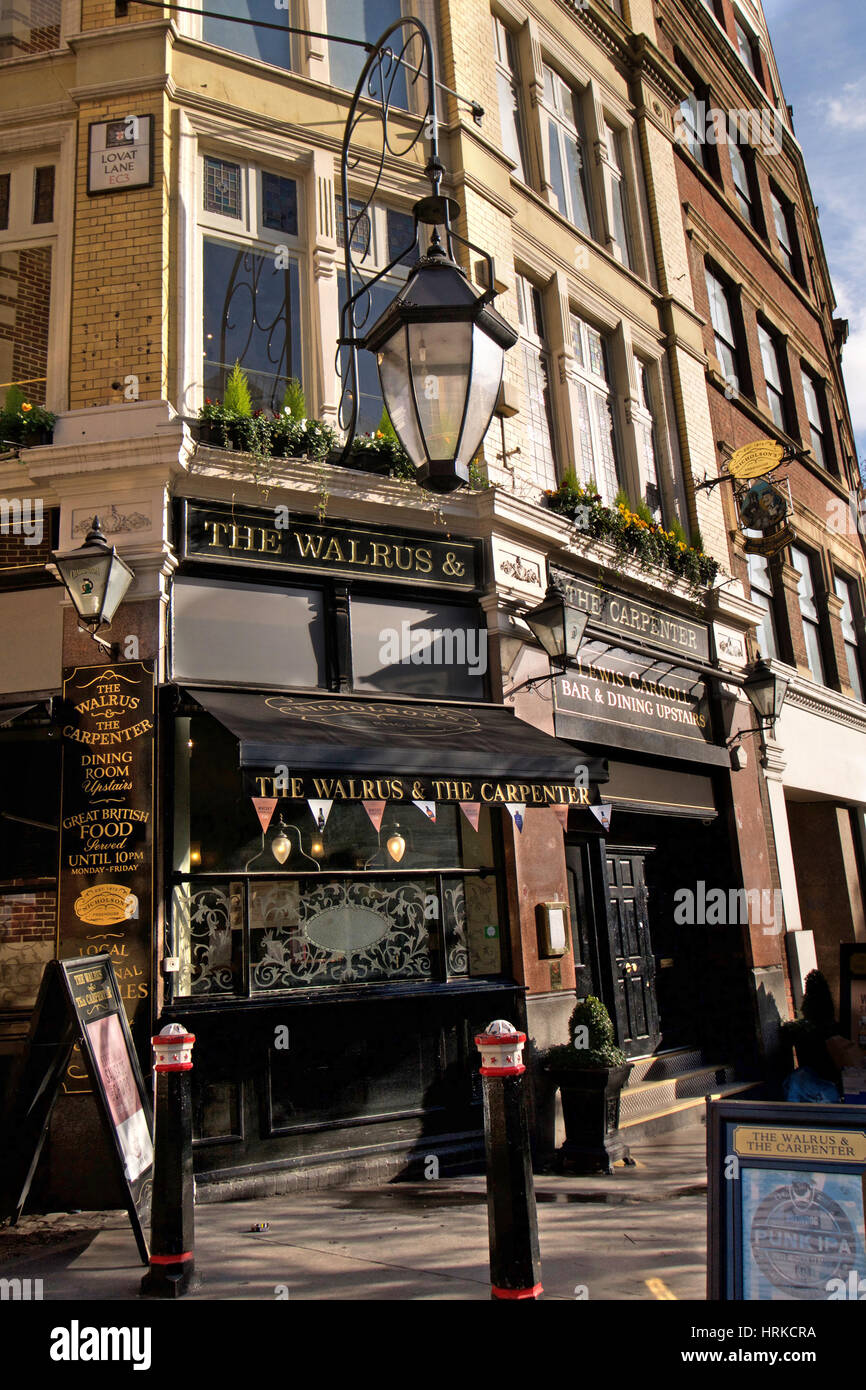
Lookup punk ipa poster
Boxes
[57,662,155,1079]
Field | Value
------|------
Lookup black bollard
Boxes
[475,1019,542,1300]
[140,1024,197,1298]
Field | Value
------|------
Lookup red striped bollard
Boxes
[140,1024,197,1298]
[475,1019,542,1300]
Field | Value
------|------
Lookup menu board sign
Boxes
[0,956,152,1262]
[56,662,155,1079]
[708,1099,866,1301]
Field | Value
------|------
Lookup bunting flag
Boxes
[590,802,612,832]
[362,800,387,833]
[307,799,333,831]
[458,801,481,832]
[551,804,570,831]
[413,800,437,822]
[251,797,278,834]
[506,802,526,833]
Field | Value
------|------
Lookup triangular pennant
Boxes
[362,800,386,833]
[412,800,437,822]
[252,797,278,833]
[551,804,569,831]
[307,799,333,831]
[506,802,526,833]
[458,801,481,832]
[590,802,612,832]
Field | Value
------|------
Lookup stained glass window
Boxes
[204,157,241,219]
[262,173,298,236]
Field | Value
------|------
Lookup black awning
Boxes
[187,689,607,786]
[0,704,37,727]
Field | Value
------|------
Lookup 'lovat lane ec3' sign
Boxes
[56,663,155,1070]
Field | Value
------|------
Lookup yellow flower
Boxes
[21,402,32,412]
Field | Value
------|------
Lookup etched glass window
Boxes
[516,274,557,489]
[633,357,661,519]
[542,64,591,236]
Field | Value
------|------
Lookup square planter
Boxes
[546,1062,634,1174]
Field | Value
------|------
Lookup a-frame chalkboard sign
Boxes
[0,955,153,1263]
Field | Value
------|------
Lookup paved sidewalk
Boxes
[0,1129,708,1301]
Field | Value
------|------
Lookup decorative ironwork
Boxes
[205,241,298,412]
[175,883,236,995]
[251,878,433,989]
[336,17,441,458]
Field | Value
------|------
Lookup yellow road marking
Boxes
[646,1277,677,1300]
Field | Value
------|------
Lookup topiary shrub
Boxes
[546,995,628,1070]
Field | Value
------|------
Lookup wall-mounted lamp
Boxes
[504,583,589,699]
[47,516,134,656]
[727,659,789,751]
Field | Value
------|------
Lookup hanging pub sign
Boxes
[742,523,795,559]
[708,1099,866,1301]
[737,478,790,532]
[181,499,479,591]
[0,955,152,1263]
[87,115,154,195]
[727,440,785,480]
[56,662,155,1078]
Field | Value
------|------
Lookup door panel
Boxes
[606,848,660,1058]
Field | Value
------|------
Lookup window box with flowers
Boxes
[0,388,55,448]
[544,470,720,592]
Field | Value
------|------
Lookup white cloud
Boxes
[823,78,866,130]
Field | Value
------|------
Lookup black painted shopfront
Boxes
[160,503,604,1189]
[552,569,755,1069]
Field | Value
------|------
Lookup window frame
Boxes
[769,184,803,284]
[789,544,827,685]
[799,364,834,472]
[198,150,307,414]
[540,62,593,237]
[515,272,558,491]
[602,118,635,271]
[569,310,620,505]
[746,547,779,660]
[756,318,790,434]
[733,10,762,85]
[834,572,865,703]
[492,13,529,182]
[704,263,745,395]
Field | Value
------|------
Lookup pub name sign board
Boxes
[181,500,479,591]
[551,569,710,662]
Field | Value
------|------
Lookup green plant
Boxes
[0,389,56,445]
[614,485,631,511]
[223,361,253,416]
[377,405,399,441]
[3,383,26,415]
[468,458,490,490]
[270,413,337,460]
[669,516,688,546]
[546,996,628,1070]
[282,377,306,420]
[634,498,654,526]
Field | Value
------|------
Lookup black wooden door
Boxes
[605,847,660,1058]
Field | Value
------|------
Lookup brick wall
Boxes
[69,95,169,409]
[0,0,61,57]
[0,889,55,1011]
[0,511,56,568]
[11,247,52,405]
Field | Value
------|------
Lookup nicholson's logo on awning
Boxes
[263,696,484,738]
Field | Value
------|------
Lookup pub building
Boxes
[0,468,771,1201]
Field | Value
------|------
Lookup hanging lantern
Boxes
[271,818,292,865]
[48,516,135,636]
[386,826,407,863]
[364,236,518,493]
[524,584,589,668]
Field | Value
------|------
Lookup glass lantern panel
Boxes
[407,320,472,462]
[57,552,112,621]
[378,327,426,467]
[456,325,503,467]
[102,554,134,625]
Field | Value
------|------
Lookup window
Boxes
[679,91,706,167]
[0,160,57,408]
[351,597,486,699]
[201,158,304,411]
[571,313,619,505]
[541,64,591,236]
[172,712,504,995]
[327,0,407,104]
[604,122,632,269]
[674,52,721,183]
[337,200,415,434]
[633,357,662,519]
[705,266,742,393]
[747,551,778,659]
[834,574,864,702]
[790,546,826,684]
[0,0,62,59]
[516,274,557,490]
[800,366,831,470]
[492,15,527,181]
[757,321,789,432]
[171,577,326,688]
[727,138,761,231]
[734,12,761,83]
[770,186,797,278]
[201,0,293,71]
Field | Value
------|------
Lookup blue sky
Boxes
[761,0,866,467]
